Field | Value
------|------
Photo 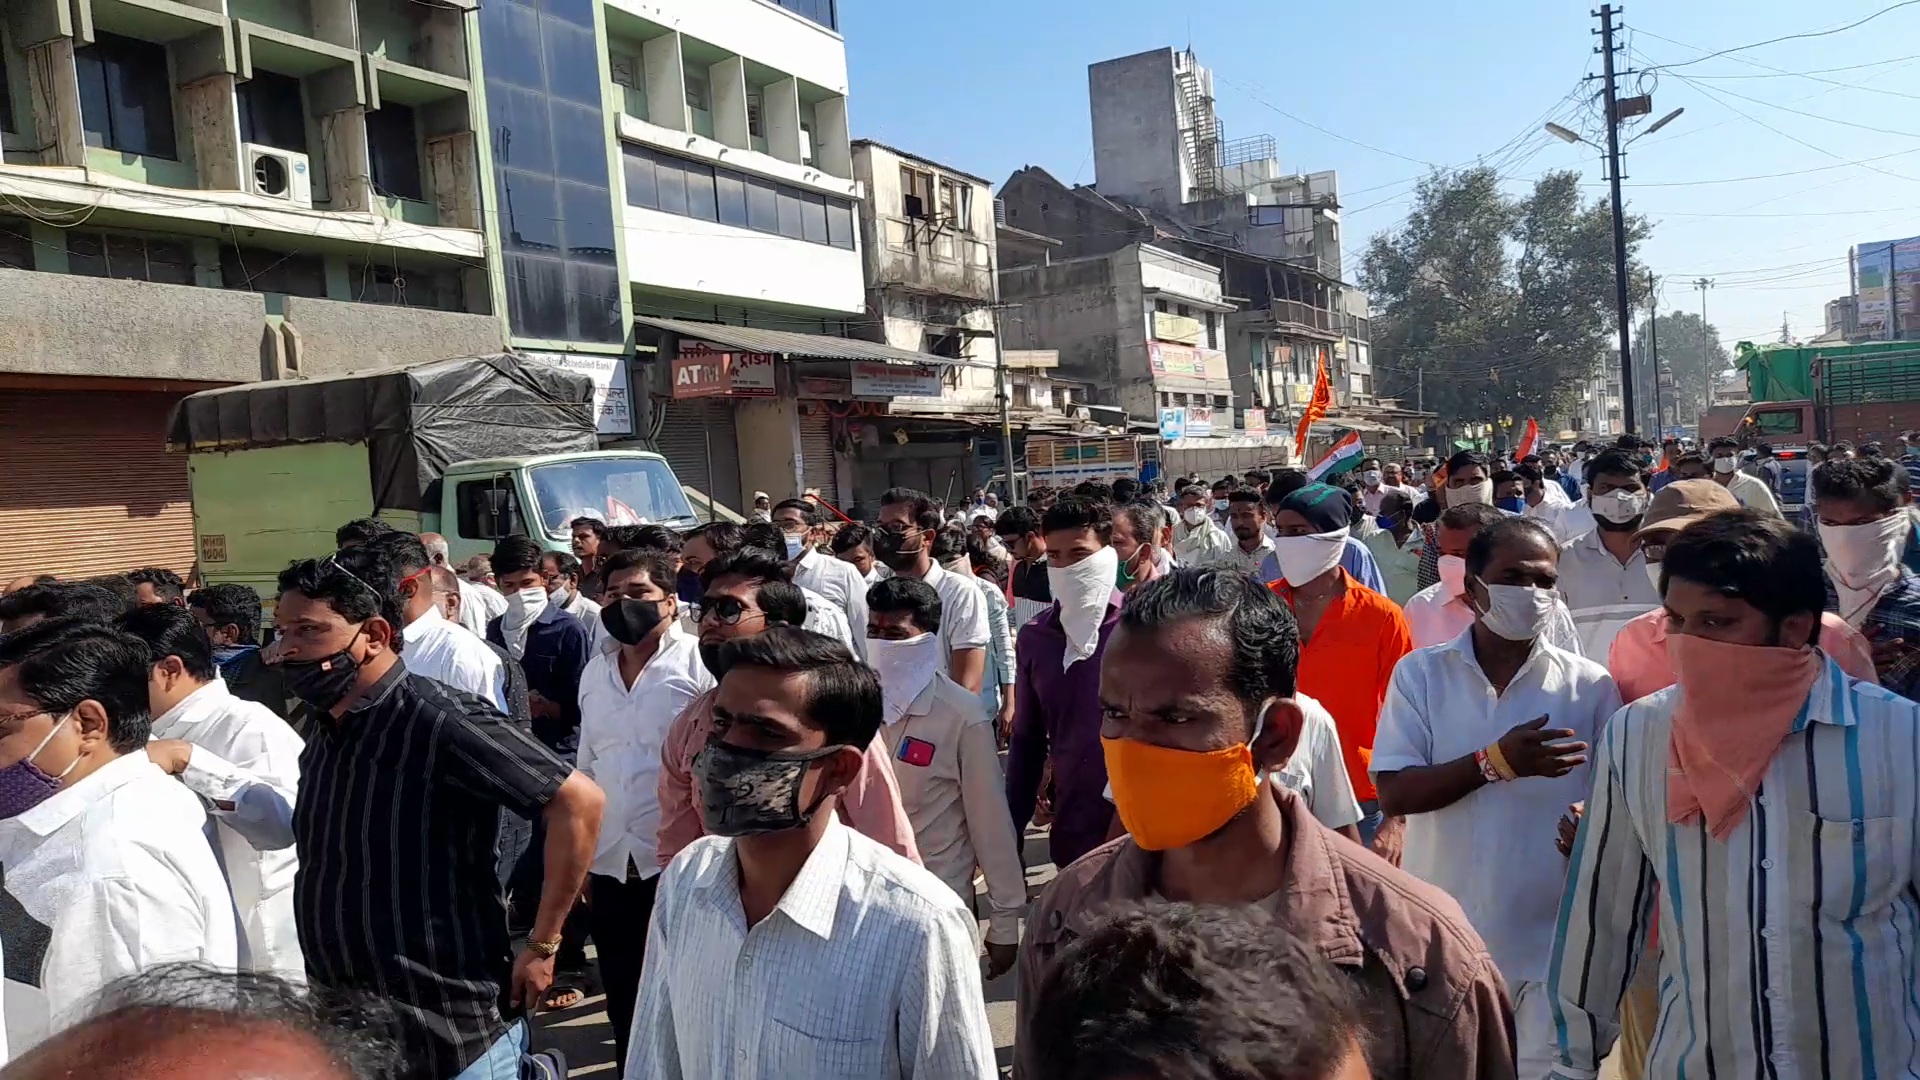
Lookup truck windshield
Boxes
[527,458,698,535]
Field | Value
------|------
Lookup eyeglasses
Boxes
[698,594,764,626]
[877,523,919,537]
[322,554,384,602]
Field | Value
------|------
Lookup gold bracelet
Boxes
[525,938,562,958]
[1485,741,1519,782]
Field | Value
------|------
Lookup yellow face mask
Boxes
[1101,727,1263,851]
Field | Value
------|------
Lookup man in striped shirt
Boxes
[1548,510,1920,1079]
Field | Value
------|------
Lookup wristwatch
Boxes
[525,938,563,958]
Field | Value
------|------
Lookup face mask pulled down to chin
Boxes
[0,712,78,820]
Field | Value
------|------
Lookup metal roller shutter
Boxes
[0,390,196,580]
[798,405,839,509]
[653,397,743,518]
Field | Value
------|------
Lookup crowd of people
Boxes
[0,431,1917,1079]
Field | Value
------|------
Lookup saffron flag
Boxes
[1307,431,1366,482]
[1514,418,1540,461]
[1292,355,1332,460]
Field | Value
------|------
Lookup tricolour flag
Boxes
[1514,417,1540,461]
[1307,431,1366,482]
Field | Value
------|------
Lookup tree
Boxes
[1360,167,1649,440]
[1633,310,1726,429]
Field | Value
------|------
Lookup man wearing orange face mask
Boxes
[1548,510,1920,1079]
[1013,568,1515,1080]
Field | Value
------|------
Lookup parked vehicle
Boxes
[1730,344,1920,515]
[1025,435,1160,487]
[168,353,696,596]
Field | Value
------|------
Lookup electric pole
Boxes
[1692,277,1714,326]
[1596,5,1636,434]
[1648,270,1663,436]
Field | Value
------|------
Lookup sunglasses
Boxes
[698,594,764,626]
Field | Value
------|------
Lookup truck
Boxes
[1727,342,1920,513]
[167,353,699,598]
[1024,434,1162,488]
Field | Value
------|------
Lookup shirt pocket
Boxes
[766,1001,889,1078]
[1801,812,1912,921]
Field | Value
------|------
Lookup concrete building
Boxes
[0,0,500,577]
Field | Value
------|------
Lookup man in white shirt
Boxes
[422,532,506,639]
[865,578,1026,981]
[575,548,713,1069]
[1407,504,1583,653]
[117,604,304,979]
[377,533,508,711]
[1225,488,1277,574]
[1706,436,1784,517]
[774,499,871,660]
[541,550,607,652]
[692,523,862,654]
[873,488,990,692]
[0,618,238,1055]
[1556,448,1661,660]
[1371,517,1620,1077]
[1171,485,1235,568]
[627,627,997,1079]
[1358,458,1421,515]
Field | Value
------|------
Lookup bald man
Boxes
[421,534,506,638]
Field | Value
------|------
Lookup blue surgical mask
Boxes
[1376,514,1399,532]
[783,533,805,560]
[1497,496,1527,514]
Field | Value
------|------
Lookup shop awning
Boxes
[635,316,972,367]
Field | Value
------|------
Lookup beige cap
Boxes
[1632,479,1742,540]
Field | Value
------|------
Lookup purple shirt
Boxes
[1006,593,1122,870]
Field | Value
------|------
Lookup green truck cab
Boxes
[167,354,696,598]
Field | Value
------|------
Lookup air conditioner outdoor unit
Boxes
[245,144,313,208]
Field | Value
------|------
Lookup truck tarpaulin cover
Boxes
[166,353,600,512]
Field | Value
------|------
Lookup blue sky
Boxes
[844,0,1920,355]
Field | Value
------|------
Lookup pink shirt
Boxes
[1607,607,1878,704]
[655,688,922,868]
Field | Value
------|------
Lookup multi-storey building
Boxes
[0,0,501,576]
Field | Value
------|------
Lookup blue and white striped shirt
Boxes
[1547,655,1920,1079]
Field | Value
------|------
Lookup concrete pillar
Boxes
[426,129,479,229]
[811,95,850,179]
[709,55,748,150]
[763,77,801,165]
[180,73,243,190]
[24,38,84,167]
[640,33,685,131]
[318,107,372,211]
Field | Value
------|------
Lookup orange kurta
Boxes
[1271,570,1412,802]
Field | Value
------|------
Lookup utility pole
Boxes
[1648,270,1663,436]
[1596,4,1636,434]
[1889,241,1902,341]
[1692,277,1714,325]
[989,302,1019,502]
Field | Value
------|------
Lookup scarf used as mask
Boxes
[1819,513,1910,628]
[867,634,942,726]
[1048,547,1118,670]
[500,587,548,660]
[1665,632,1822,840]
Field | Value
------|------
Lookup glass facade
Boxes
[768,0,836,30]
[623,143,854,251]
[479,0,624,344]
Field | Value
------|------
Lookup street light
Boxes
[1639,107,1684,138]
[1544,122,1585,145]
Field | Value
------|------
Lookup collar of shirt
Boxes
[1236,534,1276,560]
[6,752,160,841]
[692,815,852,940]
[1572,524,1641,568]
[150,678,234,740]
[1430,625,1560,689]
[406,606,449,636]
[597,622,700,695]
[796,546,825,577]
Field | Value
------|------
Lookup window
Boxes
[367,104,424,201]
[1154,298,1168,314]
[938,178,962,224]
[1176,303,1191,317]
[0,50,16,135]
[684,70,712,139]
[219,244,327,297]
[768,0,835,30]
[621,143,854,249]
[237,70,305,153]
[746,93,765,138]
[1751,409,1804,437]
[66,231,193,284]
[350,261,464,311]
[900,166,933,220]
[957,185,975,233]
[0,217,29,269]
[74,33,177,159]
[455,477,527,541]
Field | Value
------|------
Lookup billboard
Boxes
[1854,236,1920,338]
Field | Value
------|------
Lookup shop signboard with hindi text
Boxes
[671,342,778,399]
[1185,404,1215,437]
[851,361,943,399]
[522,352,632,435]
[1149,342,1225,379]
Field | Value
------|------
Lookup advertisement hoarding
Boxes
[1854,236,1920,338]
[521,352,632,435]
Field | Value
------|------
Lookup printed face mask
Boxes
[0,712,78,820]
[279,629,367,712]
[692,737,846,837]
[1590,490,1650,525]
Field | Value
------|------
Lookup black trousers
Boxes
[588,869,660,1074]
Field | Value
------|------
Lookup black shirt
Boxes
[294,660,570,1079]
[486,604,591,757]
[1010,558,1053,605]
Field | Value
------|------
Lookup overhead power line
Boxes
[1640,0,1920,73]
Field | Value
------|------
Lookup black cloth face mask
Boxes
[601,597,667,645]
[278,628,367,712]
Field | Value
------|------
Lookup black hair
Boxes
[366,532,430,576]
[1264,469,1312,506]
[964,533,1006,586]
[866,577,942,635]
[568,516,608,539]
[1226,488,1263,508]
[686,521,744,556]
[1808,441,1830,460]
[1438,503,1507,533]
[1121,568,1299,710]
[47,962,399,1080]
[1072,481,1115,504]
[1584,447,1647,489]
[930,525,969,564]
[0,581,133,627]
[772,498,820,525]
[1210,477,1233,491]
[598,548,677,594]
[737,522,788,555]
[126,567,185,603]
[1376,489,1416,517]
[1411,497,1443,525]
[333,518,395,548]
[1832,440,1857,455]
[116,603,218,683]
[701,548,808,627]
[1707,436,1740,454]
[1113,500,1163,546]
[1661,509,1826,646]
[1041,496,1113,543]
[276,547,403,647]
[879,487,938,529]
[1756,441,1778,458]
[712,627,883,749]
[1358,457,1381,471]
[542,550,583,578]
[1111,478,1141,502]
[831,523,873,555]
[0,617,153,752]
[1812,456,1905,514]
[187,584,263,643]
[1243,468,1272,487]
[1491,469,1517,487]
[1464,517,1557,581]
[994,506,1042,539]
[1673,451,1709,471]
[1445,450,1489,474]
[1515,463,1544,485]
[1029,903,1363,1080]
[607,523,681,554]
[489,536,545,578]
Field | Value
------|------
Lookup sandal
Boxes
[541,985,586,1011]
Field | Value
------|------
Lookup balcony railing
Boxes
[1270,299,1335,335]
